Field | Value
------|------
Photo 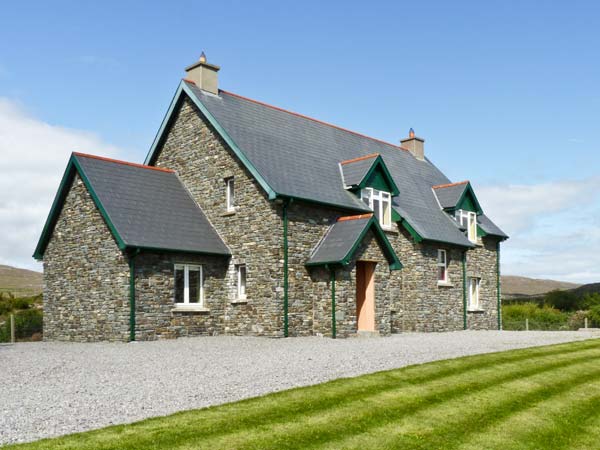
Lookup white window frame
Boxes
[456,209,478,243]
[225,177,235,212]
[468,277,480,310]
[236,264,247,300]
[174,264,204,307]
[361,187,392,229]
[437,249,448,283]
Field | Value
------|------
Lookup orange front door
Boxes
[356,261,376,331]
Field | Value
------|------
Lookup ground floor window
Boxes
[468,277,480,310]
[175,264,204,306]
[236,264,247,299]
[437,249,447,283]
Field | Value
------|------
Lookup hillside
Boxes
[0,265,42,295]
[501,275,580,298]
[570,282,600,297]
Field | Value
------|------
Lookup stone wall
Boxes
[43,174,130,342]
[153,97,284,336]
[466,237,500,329]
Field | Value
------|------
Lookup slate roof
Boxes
[306,214,402,269]
[478,214,509,239]
[34,153,230,258]
[146,80,507,247]
[433,182,469,209]
[340,154,380,188]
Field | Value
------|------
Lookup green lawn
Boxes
[8,338,600,450]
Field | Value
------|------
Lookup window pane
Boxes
[174,267,184,303]
[238,265,246,297]
[438,250,445,264]
[438,266,446,282]
[382,198,390,226]
[373,198,381,221]
[361,189,371,206]
[188,269,200,303]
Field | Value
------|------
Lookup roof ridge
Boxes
[337,213,373,222]
[432,180,469,190]
[219,89,409,152]
[340,153,380,165]
[73,152,175,173]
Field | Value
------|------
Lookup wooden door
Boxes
[356,261,376,331]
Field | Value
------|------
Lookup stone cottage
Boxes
[34,54,508,342]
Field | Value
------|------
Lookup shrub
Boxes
[587,305,600,328]
[0,308,43,342]
[568,311,588,330]
[544,290,582,311]
[502,303,568,330]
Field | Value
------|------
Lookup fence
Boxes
[503,317,600,331]
[0,309,43,343]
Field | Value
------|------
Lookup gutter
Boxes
[329,266,337,339]
[497,241,502,330]
[462,251,467,330]
[129,248,141,342]
[282,198,291,337]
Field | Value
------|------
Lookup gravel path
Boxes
[1,330,599,446]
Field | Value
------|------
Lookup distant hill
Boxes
[0,265,42,295]
[502,275,581,298]
[570,283,600,297]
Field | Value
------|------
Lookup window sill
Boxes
[467,309,485,313]
[437,281,454,288]
[382,227,398,234]
[172,305,210,313]
[222,210,236,217]
[231,298,248,305]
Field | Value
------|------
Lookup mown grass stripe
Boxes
[331,358,600,450]
[7,339,600,450]
[211,349,600,450]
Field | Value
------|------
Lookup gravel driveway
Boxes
[2,330,599,446]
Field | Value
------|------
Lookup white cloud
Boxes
[0,98,123,271]
[478,179,600,284]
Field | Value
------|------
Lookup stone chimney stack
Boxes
[401,128,425,161]
[185,52,220,95]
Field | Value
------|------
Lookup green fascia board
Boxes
[33,155,128,260]
[306,217,403,271]
[277,193,371,214]
[129,245,230,257]
[356,155,400,196]
[144,81,277,201]
[399,218,424,243]
[455,182,483,215]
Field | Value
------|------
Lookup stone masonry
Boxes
[43,174,130,342]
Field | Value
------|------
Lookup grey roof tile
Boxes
[478,214,508,239]
[307,217,372,265]
[432,182,468,209]
[340,155,379,187]
[75,154,230,255]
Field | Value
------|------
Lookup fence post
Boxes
[525,318,529,331]
[10,314,15,343]
[585,317,588,329]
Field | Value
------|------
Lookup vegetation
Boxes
[503,290,600,330]
[0,292,43,342]
[0,264,42,296]
[4,339,600,449]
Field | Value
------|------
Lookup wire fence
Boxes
[503,317,600,331]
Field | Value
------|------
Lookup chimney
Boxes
[400,128,425,161]
[185,52,220,95]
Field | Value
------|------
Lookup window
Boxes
[437,249,448,283]
[236,264,247,300]
[225,177,235,212]
[456,209,477,243]
[361,188,392,229]
[468,277,480,310]
[174,264,204,307]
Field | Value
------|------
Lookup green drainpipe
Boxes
[129,249,140,342]
[330,267,336,339]
[497,242,502,330]
[462,251,467,330]
[283,199,290,337]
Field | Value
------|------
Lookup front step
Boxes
[355,331,380,338]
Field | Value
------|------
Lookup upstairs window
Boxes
[437,249,448,283]
[225,177,235,212]
[468,277,481,310]
[361,188,392,229]
[456,209,477,243]
[236,264,247,300]
[174,264,204,307]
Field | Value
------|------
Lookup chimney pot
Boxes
[401,129,425,161]
[185,51,220,95]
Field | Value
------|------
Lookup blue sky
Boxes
[1,0,599,282]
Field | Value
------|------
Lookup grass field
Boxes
[7,338,600,450]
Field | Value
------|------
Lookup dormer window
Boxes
[361,188,392,229]
[456,209,477,243]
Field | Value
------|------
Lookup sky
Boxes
[0,0,599,283]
